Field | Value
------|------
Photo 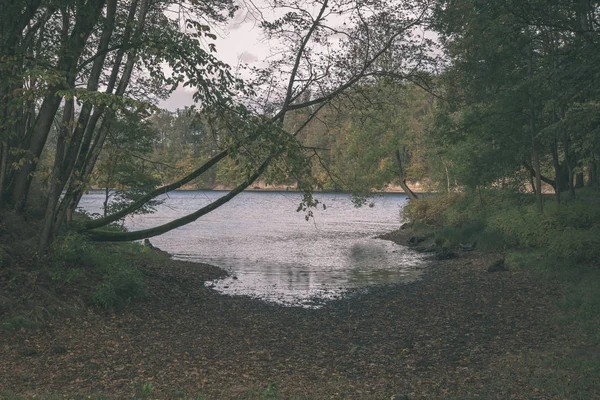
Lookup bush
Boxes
[403,193,463,226]
[476,229,506,252]
[49,233,93,268]
[90,257,145,309]
[49,233,145,309]
[434,221,485,249]
[404,188,600,261]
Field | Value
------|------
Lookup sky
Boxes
[158,5,270,111]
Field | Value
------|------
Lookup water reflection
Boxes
[79,191,427,307]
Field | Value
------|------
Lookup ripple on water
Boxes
[79,191,428,307]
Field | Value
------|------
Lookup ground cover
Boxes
[2,240,596,399]
[1,189,599,399]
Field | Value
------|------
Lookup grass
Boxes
[405,188,600,335]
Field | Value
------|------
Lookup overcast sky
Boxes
[158,6,270,111]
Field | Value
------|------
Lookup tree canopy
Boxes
[1,0,599,250]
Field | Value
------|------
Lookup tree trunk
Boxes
[39,97,75,252]
[532,137,543,213]
[443,161,450,192]
[528,39,543,213]
[10,94,63,211]
[562,127,575,198]
[88,157,272,241]
[10,0,107,213]
[84,147,231,230]
[550,139,561,203]
[57,0,144,226]
[0,141,8,207]
[394,149,418,201]
[575,172,584,188]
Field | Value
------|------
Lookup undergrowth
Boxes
[403,188,600,262]
[48,233,147,310]
[0,221,154,331]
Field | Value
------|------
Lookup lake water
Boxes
[79,190,427,307]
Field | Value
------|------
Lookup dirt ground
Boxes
[0,234,573,399]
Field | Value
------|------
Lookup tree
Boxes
[0,0,240,250]
[1,0,435,248]
[297,82,433,201]
[81,0,435,241]
[430,0,600,208]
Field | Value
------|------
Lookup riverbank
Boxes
[2,234,596,399]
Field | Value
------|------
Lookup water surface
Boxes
[79,191,427,306]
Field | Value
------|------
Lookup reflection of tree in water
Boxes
[349,243,372,262]
[286,266,311,290]
[346,242,425,286]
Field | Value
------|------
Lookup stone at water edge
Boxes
[435,247,458,260]
[459,241,477,251]
[408,236,426,246]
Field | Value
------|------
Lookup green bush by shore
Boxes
[0,219,154,332]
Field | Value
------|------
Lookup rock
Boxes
[143,239,171,258]
[400,222,412,230]
[22,349,39,357]
[391,394,409,400]
[435,248,458,260]
[414,244,437,253]
[488,258,508,272]
[459,241,477,251]
[408,236,426,246]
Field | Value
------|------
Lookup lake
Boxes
[79,190,427,307]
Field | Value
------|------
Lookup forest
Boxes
[1,0,600,398]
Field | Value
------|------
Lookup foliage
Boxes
[428,0,600,198]
[49,233,145,309]
[402,193,463,226]
[405,188,600,262]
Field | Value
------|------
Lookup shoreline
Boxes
[0,229,575,399]
[84,187,432,195]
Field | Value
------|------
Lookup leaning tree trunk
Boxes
[394,149,418,201]
[88,156,273,241]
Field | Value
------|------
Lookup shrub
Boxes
[403,188,600,261]
[403,193,463,226]
[49,233,93,268]
[91,261,144,309]
[49,232,145,309]
[476,229,506,252]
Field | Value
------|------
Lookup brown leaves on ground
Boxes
[0,244,580,399]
